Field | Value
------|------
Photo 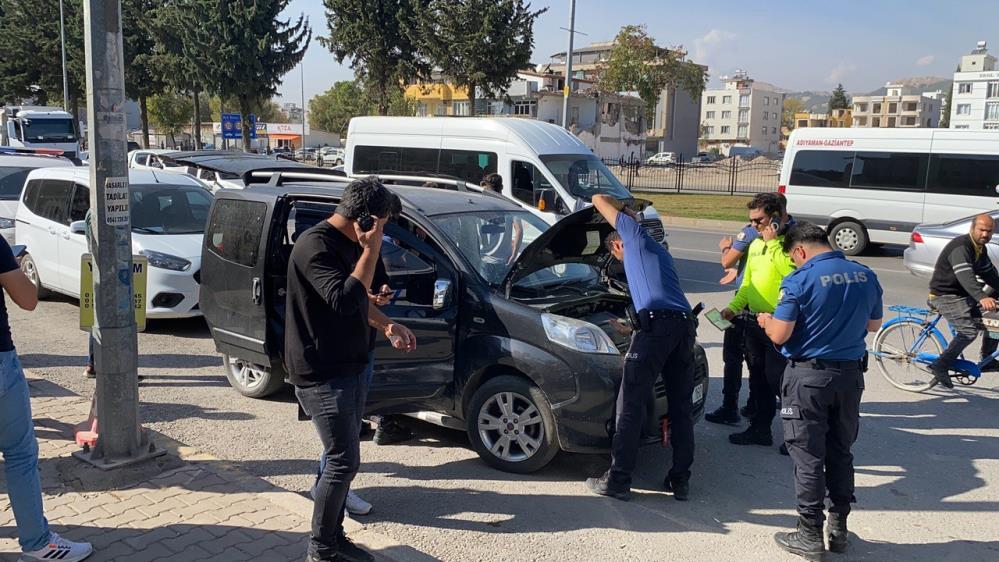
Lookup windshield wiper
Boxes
[131,227,161,234]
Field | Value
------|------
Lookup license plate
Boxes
[691,384,704,404]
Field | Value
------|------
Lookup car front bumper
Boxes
[145,264,202,319]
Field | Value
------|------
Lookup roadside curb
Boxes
[24,369,437,562]
[662,215,745,233]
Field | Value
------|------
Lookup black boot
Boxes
[585,470,631,501]
[705,400,740,425]
[827,513,849,554]
[663,475,690,501]
[930,365,954,389]
[774,518,825,561]
[729,426,773,446]
[374,416,414,445]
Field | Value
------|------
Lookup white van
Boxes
[345,117,667,243]
[781,127,999,255]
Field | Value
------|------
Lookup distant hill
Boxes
[785,76,952,113]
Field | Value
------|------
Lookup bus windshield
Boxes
[22,118,77,143]
[540,154,631,201]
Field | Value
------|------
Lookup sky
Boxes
[274,0,999,105]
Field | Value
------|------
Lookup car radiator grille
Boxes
[193,269,201,284]
[641,219,665,242]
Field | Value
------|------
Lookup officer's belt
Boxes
[789,358,863,371]
[635,308,691,332]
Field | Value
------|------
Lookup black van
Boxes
[200,174,708,473]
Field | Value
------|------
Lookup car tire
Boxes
[223,354,285,398]
[828,221,868,256]
[20,254,51,299]
[335,159,343,166]
[466,375,559,473]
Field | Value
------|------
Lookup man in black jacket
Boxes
[928,213,999,389]
[287,177,416,562]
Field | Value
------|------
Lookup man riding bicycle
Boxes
[927,213,999,389]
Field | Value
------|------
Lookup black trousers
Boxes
[721,314,750,403]
[781,361,864,526]
[744,321,787,433]
[609,317,696,488]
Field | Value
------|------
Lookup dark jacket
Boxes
[929,234,999,301]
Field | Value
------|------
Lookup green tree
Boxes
[174,0,310,149]
[829,83,851,111]
[940,85,953,128]
[124,0,167,148]
[208,96,285,123]
[414,0,546,111]
[147,90,193,147]
[320,0,426,116]
[308,79,413,134]
[782,97,806,129]
[597,25,707,125]
[0,0,86,120]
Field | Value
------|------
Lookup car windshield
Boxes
[431,210,549,285]
[130,186,212,234]
[22,118,77,142]
[0,167,32,201]
[540,154,631,201]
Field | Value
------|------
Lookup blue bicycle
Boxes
[871,305,997,392]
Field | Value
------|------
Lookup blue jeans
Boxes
[0,350,51,552]
[313,354,373,494]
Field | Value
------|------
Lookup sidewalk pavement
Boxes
[1,374,437,562]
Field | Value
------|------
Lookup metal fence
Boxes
[605,155,783,195]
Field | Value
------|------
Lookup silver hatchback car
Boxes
[904,210,999,278]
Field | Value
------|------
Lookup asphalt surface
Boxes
[9,227,999,562]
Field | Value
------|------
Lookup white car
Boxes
[16,167,211,318]
[0,150,76,245]
[645,152,676,166]
[317,147,344,167]
[128,149,188,172]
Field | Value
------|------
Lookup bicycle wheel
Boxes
[873,319,942,393]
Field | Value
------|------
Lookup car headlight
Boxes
[541,313,619,355]
[0,217,14,229]
[140,250,191,271]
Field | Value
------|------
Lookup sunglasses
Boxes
[749,217,769,225]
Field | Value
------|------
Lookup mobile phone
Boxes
[374,289,394,297]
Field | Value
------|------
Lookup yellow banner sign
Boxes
[80,254,148,332]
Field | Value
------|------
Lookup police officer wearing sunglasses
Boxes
[756,222,883,560]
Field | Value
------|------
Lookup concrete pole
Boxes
[76,0,160,469]
[560,0,576,129]
[301,63,308,150]
[59,0,69,111]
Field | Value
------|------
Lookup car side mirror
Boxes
[433,279,452,310]
[536,189,559,213]
[69,220,87,235]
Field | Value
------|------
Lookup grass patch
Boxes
[635,193,751,222]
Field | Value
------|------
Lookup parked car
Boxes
[690,152,720,165]
[16,168,212,318]
[645,152,676,166]
[903,210,999,278]
[160,150,311,190]
[0,150,76,245]
[128,149,188,173]
[200,176,708,473]
[317,146,344,167]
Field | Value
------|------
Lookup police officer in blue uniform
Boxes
[756,222,883,560]
[585,194,696,502]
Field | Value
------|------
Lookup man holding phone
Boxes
[721,193,795,452]
[286,177,416,562]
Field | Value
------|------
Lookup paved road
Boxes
[9,227,998,561]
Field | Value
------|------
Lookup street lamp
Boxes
[60,0,69,111]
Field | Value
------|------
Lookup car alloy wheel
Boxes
[222,354,285,398]
[477,391,545,462]
[229,357,267,389]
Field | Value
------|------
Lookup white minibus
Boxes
[781,127,999,255]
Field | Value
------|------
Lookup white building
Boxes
[699,70,785,155]
[852,84,940,129]
[949,41,999,130]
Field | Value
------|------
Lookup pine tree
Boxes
[414,0,546,111]
[829,83,851,111]
[123,0,167,148]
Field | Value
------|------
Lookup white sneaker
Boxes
[19,532,93,562]
[345,490,373,516]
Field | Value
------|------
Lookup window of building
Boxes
[888,103,898,114]
[761,125,768,135]
[855,103,868,113]
[452,101,470,116]
[415,103,428,117]
[989,82,999,98]
[721,110,732,119]
[704,126,715,135]
[706,111,716,119]
[434,103,447,116]
[772,127,778,134]
[721,125,731,135]
[851,152,928,191]
[986,102,999,121]
[722,95,732,104]
[957,104,972,115]
[873,117,881,127]
[707,96,716,104]
[739,108,749,122]
[985,123,999,130]
[797,120,808,128]
[855,117,867,126]
[764,97,770,106]
[888,117,897,127]
[513,101,536,116]
[927,153,999,196]
[872,103,882,113]
[737,125,748,138]
[739,94,750,107]
[959,82,973,94]
[903,117,916,126]
[903,102,917,112]
[790,150,853,187]
[206,200,267,267]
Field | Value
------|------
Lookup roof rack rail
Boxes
[244,168,350,187]
[372,174,470,192]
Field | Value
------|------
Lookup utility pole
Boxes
[59,0,69,111]
[560,0,577,130]
[74,0,161,469]
[300,63,308,150]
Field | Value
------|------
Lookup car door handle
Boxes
[251,277,262,304]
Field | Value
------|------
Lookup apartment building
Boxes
[548,41,703,157]
[949,41,999,130]
[852,84,940,128]
[699,70,785,155]
[794,112,829,128]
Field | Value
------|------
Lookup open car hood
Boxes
[501,198,652,294]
